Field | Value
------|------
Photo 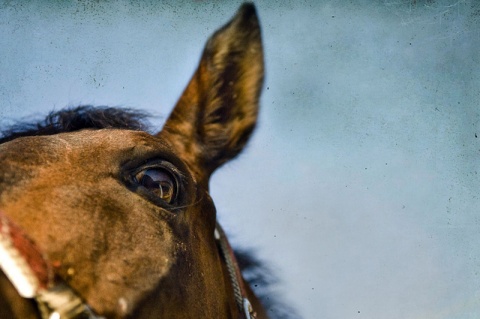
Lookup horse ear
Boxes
[160,3,264,178]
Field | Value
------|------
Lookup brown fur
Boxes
[0,4,267,319]
[162,3,264,183]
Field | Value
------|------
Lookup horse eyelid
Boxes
[124,160,189,206]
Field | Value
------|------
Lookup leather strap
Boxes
[215,223,256,319]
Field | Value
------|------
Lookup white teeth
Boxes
[0,219,39,298]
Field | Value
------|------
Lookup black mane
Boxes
[0,106,299,318]
[234,249,300,319]
[0,106,149,144]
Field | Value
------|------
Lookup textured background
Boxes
[1,1,479,318]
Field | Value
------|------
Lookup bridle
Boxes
[0,211,256,319]
[215,223,256,319]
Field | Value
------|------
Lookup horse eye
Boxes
[135,168,176,204]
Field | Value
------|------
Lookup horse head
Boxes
[0,4,268,318]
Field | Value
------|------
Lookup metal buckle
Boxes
[243,298,256,319]
[35,283,104,319]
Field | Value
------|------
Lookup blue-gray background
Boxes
[1,1,479,318]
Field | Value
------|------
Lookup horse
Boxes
[0,4,289,319]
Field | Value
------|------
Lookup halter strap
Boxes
[214,223,257,319]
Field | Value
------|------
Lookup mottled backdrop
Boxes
[1,1,479,318]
